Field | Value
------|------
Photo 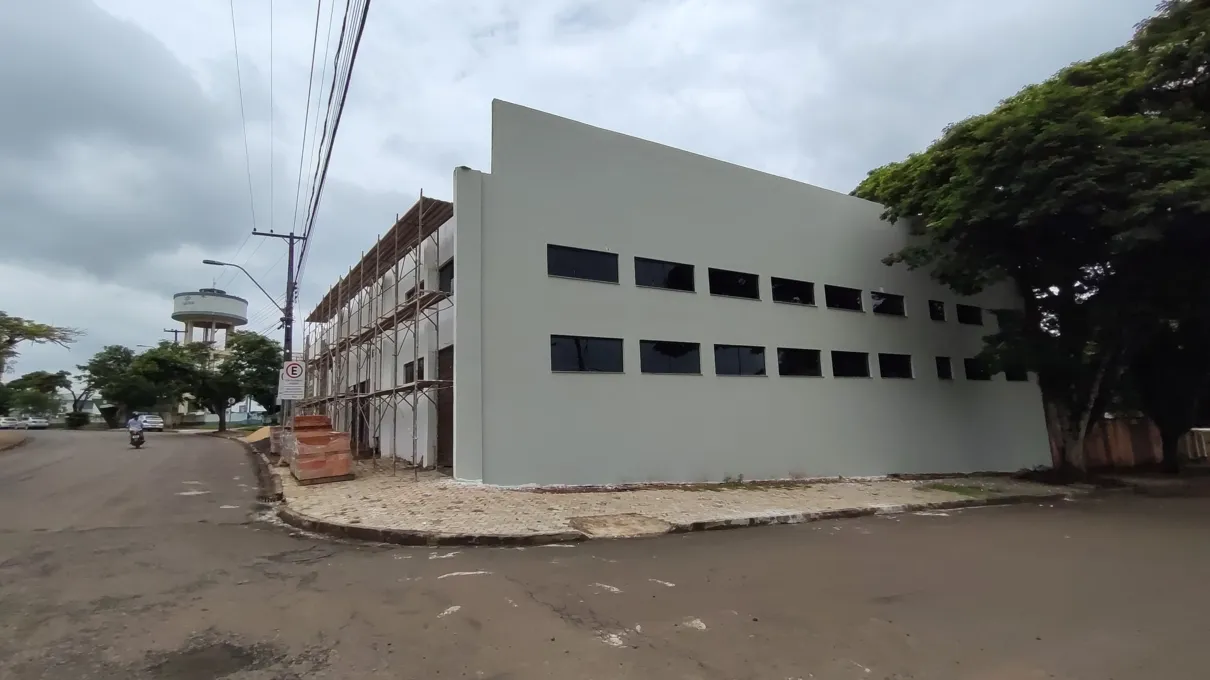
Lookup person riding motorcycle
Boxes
[127,414,145,447]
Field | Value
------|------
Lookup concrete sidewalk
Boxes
[268,460,1074,544]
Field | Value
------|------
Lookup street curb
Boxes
[274,491,1073,547]
[0,435,30,453]
[275,506,588,546]
[204,432,283,503]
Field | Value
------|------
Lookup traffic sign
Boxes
[278,360,305,400]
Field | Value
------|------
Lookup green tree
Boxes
[224,332,283,419]
[852,42,1210,472]
[7,370,71,394]
[80,346,158,422]
[0,384,11,416]
[10,389,58,417]
[0,312,81,378]
[192,362,244,432]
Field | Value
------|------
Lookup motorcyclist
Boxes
[126,414,144,433]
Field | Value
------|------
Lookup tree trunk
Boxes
[217,408,227,432]
[1159,427,1184,474]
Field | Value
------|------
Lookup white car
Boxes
[23,417,49,430]
[138,414,165,432]
[0,417,28,430]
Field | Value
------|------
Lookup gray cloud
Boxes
[0,0,1158,376]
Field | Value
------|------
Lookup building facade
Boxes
[302,100,1051,486]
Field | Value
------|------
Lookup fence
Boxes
[1050,418,1210,469]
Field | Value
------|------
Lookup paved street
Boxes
[1,431,1208,679]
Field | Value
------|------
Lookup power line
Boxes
[227,0,259,238]
[291,0,331,237]
[295,0,373,287]
[269,0,276,233]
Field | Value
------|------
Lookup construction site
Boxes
[297,194,456,473]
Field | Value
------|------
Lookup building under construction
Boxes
[299,196,455,470]
[298,99,1052,486]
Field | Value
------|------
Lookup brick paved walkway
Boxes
[269,460,1067,540]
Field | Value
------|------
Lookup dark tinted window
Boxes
[403,358,424,383]
[1004,365,1029,382]
[956,304,983,325]
[777,348,822,377]
[639,340,700,374]
[714,344,766,376]
[878,353,914,378]
[935,356,953,380]
[771,277,815,305]
[708,268,760,299]
[550,335,624,372]
[928,300,946,321]
[964,357,992,380]
[831,351,870,377]
[547,245,618,283]
[635,257,695,292]
[824,285,863,311]
[871,292,906,316]
[438,259,454,294]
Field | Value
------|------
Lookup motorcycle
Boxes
[129,429,145,449]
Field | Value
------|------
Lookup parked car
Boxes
[0,417,28,430]
[137,414,165,432]
[22,417,49,430]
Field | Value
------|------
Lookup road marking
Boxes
[429,551,460,560]
[182,481,204,485]
[219,505,240,509]
[592,582,622,593]
[437,606,460,618]
[649,579,676,587]
[176,490,210,496]
[438,571,492,579]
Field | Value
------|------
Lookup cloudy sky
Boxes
[1,0,1157,378]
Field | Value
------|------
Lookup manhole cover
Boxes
[569,513,672,538]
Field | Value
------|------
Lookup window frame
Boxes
[639,340,702,375]
[713,344,767,376]
[546,244,620,284]
[877,353,914,379]
[550,334,625,373]
[707,267,761,300]
[634,256,696,293]
[438,259,454,295]
[770,277,816,306]
[830,350,871,378]
[963,357,992,381]
[824,285,864,312]
[956,304,983,326]
[935,356,954,380]
[928,300,947,322]
[777,347,823,377]
[871,291,907,317]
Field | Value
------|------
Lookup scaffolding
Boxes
[297,193,454,477]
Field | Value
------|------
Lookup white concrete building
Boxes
[302,100,1051,486]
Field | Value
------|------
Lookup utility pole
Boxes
[251,231,306,364]
[163,328,184,344]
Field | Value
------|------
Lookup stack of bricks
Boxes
[287,414,354,485]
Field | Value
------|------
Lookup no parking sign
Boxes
[277,361,305,400]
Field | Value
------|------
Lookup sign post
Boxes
[278,360,305,401]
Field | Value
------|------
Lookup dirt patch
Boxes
[919,482,997,499]
[0,431,28,452]
[144,640,282,679]
[569,513,673,538]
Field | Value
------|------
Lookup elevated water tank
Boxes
[171,288,248,345]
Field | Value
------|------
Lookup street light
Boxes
[202,259,293,363]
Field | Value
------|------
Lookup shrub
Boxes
[64,412,90,429]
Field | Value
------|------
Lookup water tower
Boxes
[171,288,248,348]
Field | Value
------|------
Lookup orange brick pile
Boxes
[287,414,354,485]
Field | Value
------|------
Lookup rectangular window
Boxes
[878,353,914,379]
[1004,365,1029,382]
[831,351,870,378]
[547,244,619,283]
[639,340,701,374]
[928,300,946,321]
[708,268,760,299]
[824,285,864,311]
[771,277,815,306]
[438,259,454,294]
[871,292,906,317]
[550,335,624,373]
[402,358,425,383]
[964,357,992,381]
[935,356,954,380]
[956,304,983,325]
[777,348,822,377]
[634,257,695,292]
[714,344,766,376]
[404,281,426,301]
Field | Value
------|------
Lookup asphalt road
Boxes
[1,431,1208,679]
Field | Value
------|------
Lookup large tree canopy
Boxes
[852,3,1210,472]
[0,312,80,378]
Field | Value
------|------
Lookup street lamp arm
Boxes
[202,260,286,315]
